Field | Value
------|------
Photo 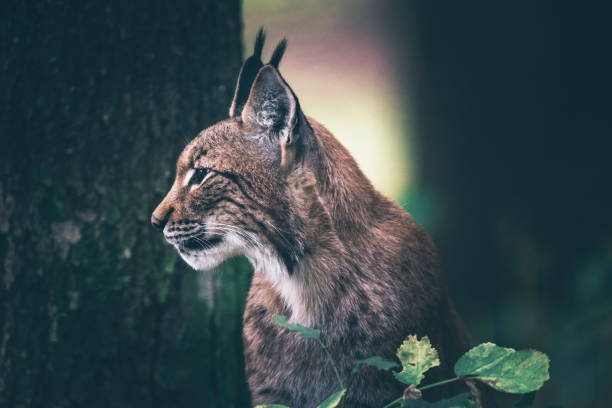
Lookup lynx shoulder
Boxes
[152,28,471,408]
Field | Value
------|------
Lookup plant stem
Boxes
[382,397,402,408]
[317,339,344,389]
[420,376,464,390]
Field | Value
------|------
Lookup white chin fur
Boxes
[176,233,243,271]
[173,230,310,325]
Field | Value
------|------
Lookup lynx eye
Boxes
[188,168,210,186]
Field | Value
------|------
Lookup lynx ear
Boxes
[241,65,302,169]
[229,28,265,117]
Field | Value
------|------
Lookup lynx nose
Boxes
[150,214,167,231]
[151,200,174,231]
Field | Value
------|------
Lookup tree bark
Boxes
[0,1,251,406]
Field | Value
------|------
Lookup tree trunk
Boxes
[0,1,251,407]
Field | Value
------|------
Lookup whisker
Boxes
[203,222,264,250]
[191,235,213,251]
[205,227,260,248]
[264,220,293,247]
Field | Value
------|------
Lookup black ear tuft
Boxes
[269,38,287,68]
[253,27,266,59]
[229,27,266,117]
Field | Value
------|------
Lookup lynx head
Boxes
[151,29,320,275]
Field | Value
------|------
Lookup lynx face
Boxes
[152,118,296,272]
[152,34,308,275]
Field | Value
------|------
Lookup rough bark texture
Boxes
[0,1,251,407]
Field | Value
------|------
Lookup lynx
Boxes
[152,30,472,407]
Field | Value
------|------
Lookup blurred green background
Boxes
[1,0,611,407]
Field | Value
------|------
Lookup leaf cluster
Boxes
[257,316,551,408]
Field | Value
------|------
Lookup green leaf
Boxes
[317,389,346,408]
[400,392,477,408]
[353,356,399,373]
[454,343,550,393]
[255,405,291,408]
[394,335,440,386]
[272,314,321,340]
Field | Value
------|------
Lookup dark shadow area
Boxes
[383,2,612,407]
